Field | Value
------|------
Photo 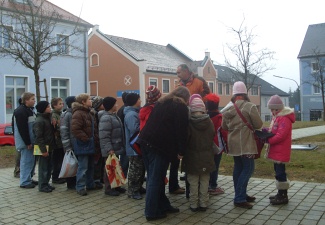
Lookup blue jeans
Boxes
[233,156,255,203]
[209,153,223,189]
[20,148,35,186]
[142,145,171,218]
[119,153,129,178]
[76,155,95,191]
[274,163,287,182]
[169,158,180,192]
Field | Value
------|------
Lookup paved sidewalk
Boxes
[0,166,325,225]
[292,125,325,140]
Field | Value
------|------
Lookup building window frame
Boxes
[208,81,214,93]
[90,53,99,67]
[218,83,223,95]
[56,34,69,54]
[149,77,158,87]
[162,79,170,94]
[313,83,321,94]
[0,25,13,49]
[51,78,70,100]
[225,83,230,95]
[311,62,319,72]
[251,86,258,96]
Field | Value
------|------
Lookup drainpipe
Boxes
[84,30,88,93]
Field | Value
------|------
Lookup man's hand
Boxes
[27,144,33,150]
[42,152,49,157]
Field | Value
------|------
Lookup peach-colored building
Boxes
[88,25,261,109]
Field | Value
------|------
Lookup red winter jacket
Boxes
[139,104,154,131]
[267,107,295,163]
[208,111,228,153]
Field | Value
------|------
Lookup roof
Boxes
[98,31,193,74]
[214,65,289,96]
[0,0,92,28]
[298,23,325,59]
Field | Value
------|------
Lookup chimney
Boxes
[93,25,99,32]
[205,51,210,58]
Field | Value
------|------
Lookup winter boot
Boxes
[270,191,288,205]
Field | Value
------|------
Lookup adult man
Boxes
[177,64,210,98]
[169,64,211,195]
[13,92,37,188]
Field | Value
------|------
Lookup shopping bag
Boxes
[105,154,126,188]
[59,151,78,178]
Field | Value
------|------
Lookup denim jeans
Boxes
[76,155,95,191]
[209,153,223,189]
[38,154,52,190]
[119,153,129,178]
[142,145,171,218]
[274,163,287,182]
[233,156,255,203]
[20,148,35,186]
[169,158,180,192]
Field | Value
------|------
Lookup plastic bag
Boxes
[59,151,78,178]
[105,154,126,188]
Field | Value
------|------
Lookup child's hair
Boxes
[75,93,90,104]
[21,92,35,104]
[51,97,63,109]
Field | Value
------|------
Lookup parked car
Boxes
[0,123,15,146]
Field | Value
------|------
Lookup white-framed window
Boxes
[218,83,222,95]
[57,34,69,54]
[51,78,69,99]
[0,25,13,48]
[313,83,320,94]
[251,86,258,96]
[225,83,230,95]
[208,81,214,93]
[149,78,158,87]
[264,97,268,107]
[5,76,27,121]
[312,62,319,72]
[265,115,271,122]
[162,79,170,93]
[90,53,99,67]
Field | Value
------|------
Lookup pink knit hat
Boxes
[189,94,206,112]
[267,95,284,110]
[232,81,247,95]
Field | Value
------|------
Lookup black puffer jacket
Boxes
[33,113,55,153]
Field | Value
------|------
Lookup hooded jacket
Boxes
[139,103,154,131]
[182,113,215,175]
[33,112,55,153]
[266,107,295,163]
[98,110,125,157]
[123,106,140,156]
[60,108,75,152]
[222,100,263,156]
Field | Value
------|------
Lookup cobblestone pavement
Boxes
[0,166,325,225]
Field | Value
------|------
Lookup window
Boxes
[225,84,230,95]
[51,78,69,99]
[251,86,258,96]
[208,82,214,93]
[264,98,268,107]
[57,34,69,54]
[162,79,170,93]
[90,53,99,66]
[265,115,271,122]
[313,83,320,94]
[0,26,13,48]
[312,62,319,72]
[5,76,27,121]
[149,78,157,87]
[218,83,222,95]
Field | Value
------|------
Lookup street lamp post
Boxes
[273,75,301,120]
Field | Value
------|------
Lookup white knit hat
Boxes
[232,81,247,95]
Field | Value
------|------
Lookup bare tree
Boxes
[223,18,275,91]
[0,0,85,101]
[304,48,325,121]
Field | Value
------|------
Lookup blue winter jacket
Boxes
[123,106,140,156]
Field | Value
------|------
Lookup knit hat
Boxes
[267,95,284,110]
[36,101,49,113]
[103,97,117,111]
[205,93,220,111]
[146,85,161,104]
[232,81,247,95]
[121,92,128,105]
[92,96,103,110]
[65,96,75,108]
[125,93,140,106]
[189,94,206,112]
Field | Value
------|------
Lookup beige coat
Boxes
[221,100,263,156]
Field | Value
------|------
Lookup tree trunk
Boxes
[34,70,41,102]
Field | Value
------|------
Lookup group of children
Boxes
[15,83,294,215]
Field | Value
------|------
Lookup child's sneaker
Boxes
[208,187,224,195]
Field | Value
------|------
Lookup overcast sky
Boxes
[49,0,325,93]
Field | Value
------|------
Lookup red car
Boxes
[0,123,15,146]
